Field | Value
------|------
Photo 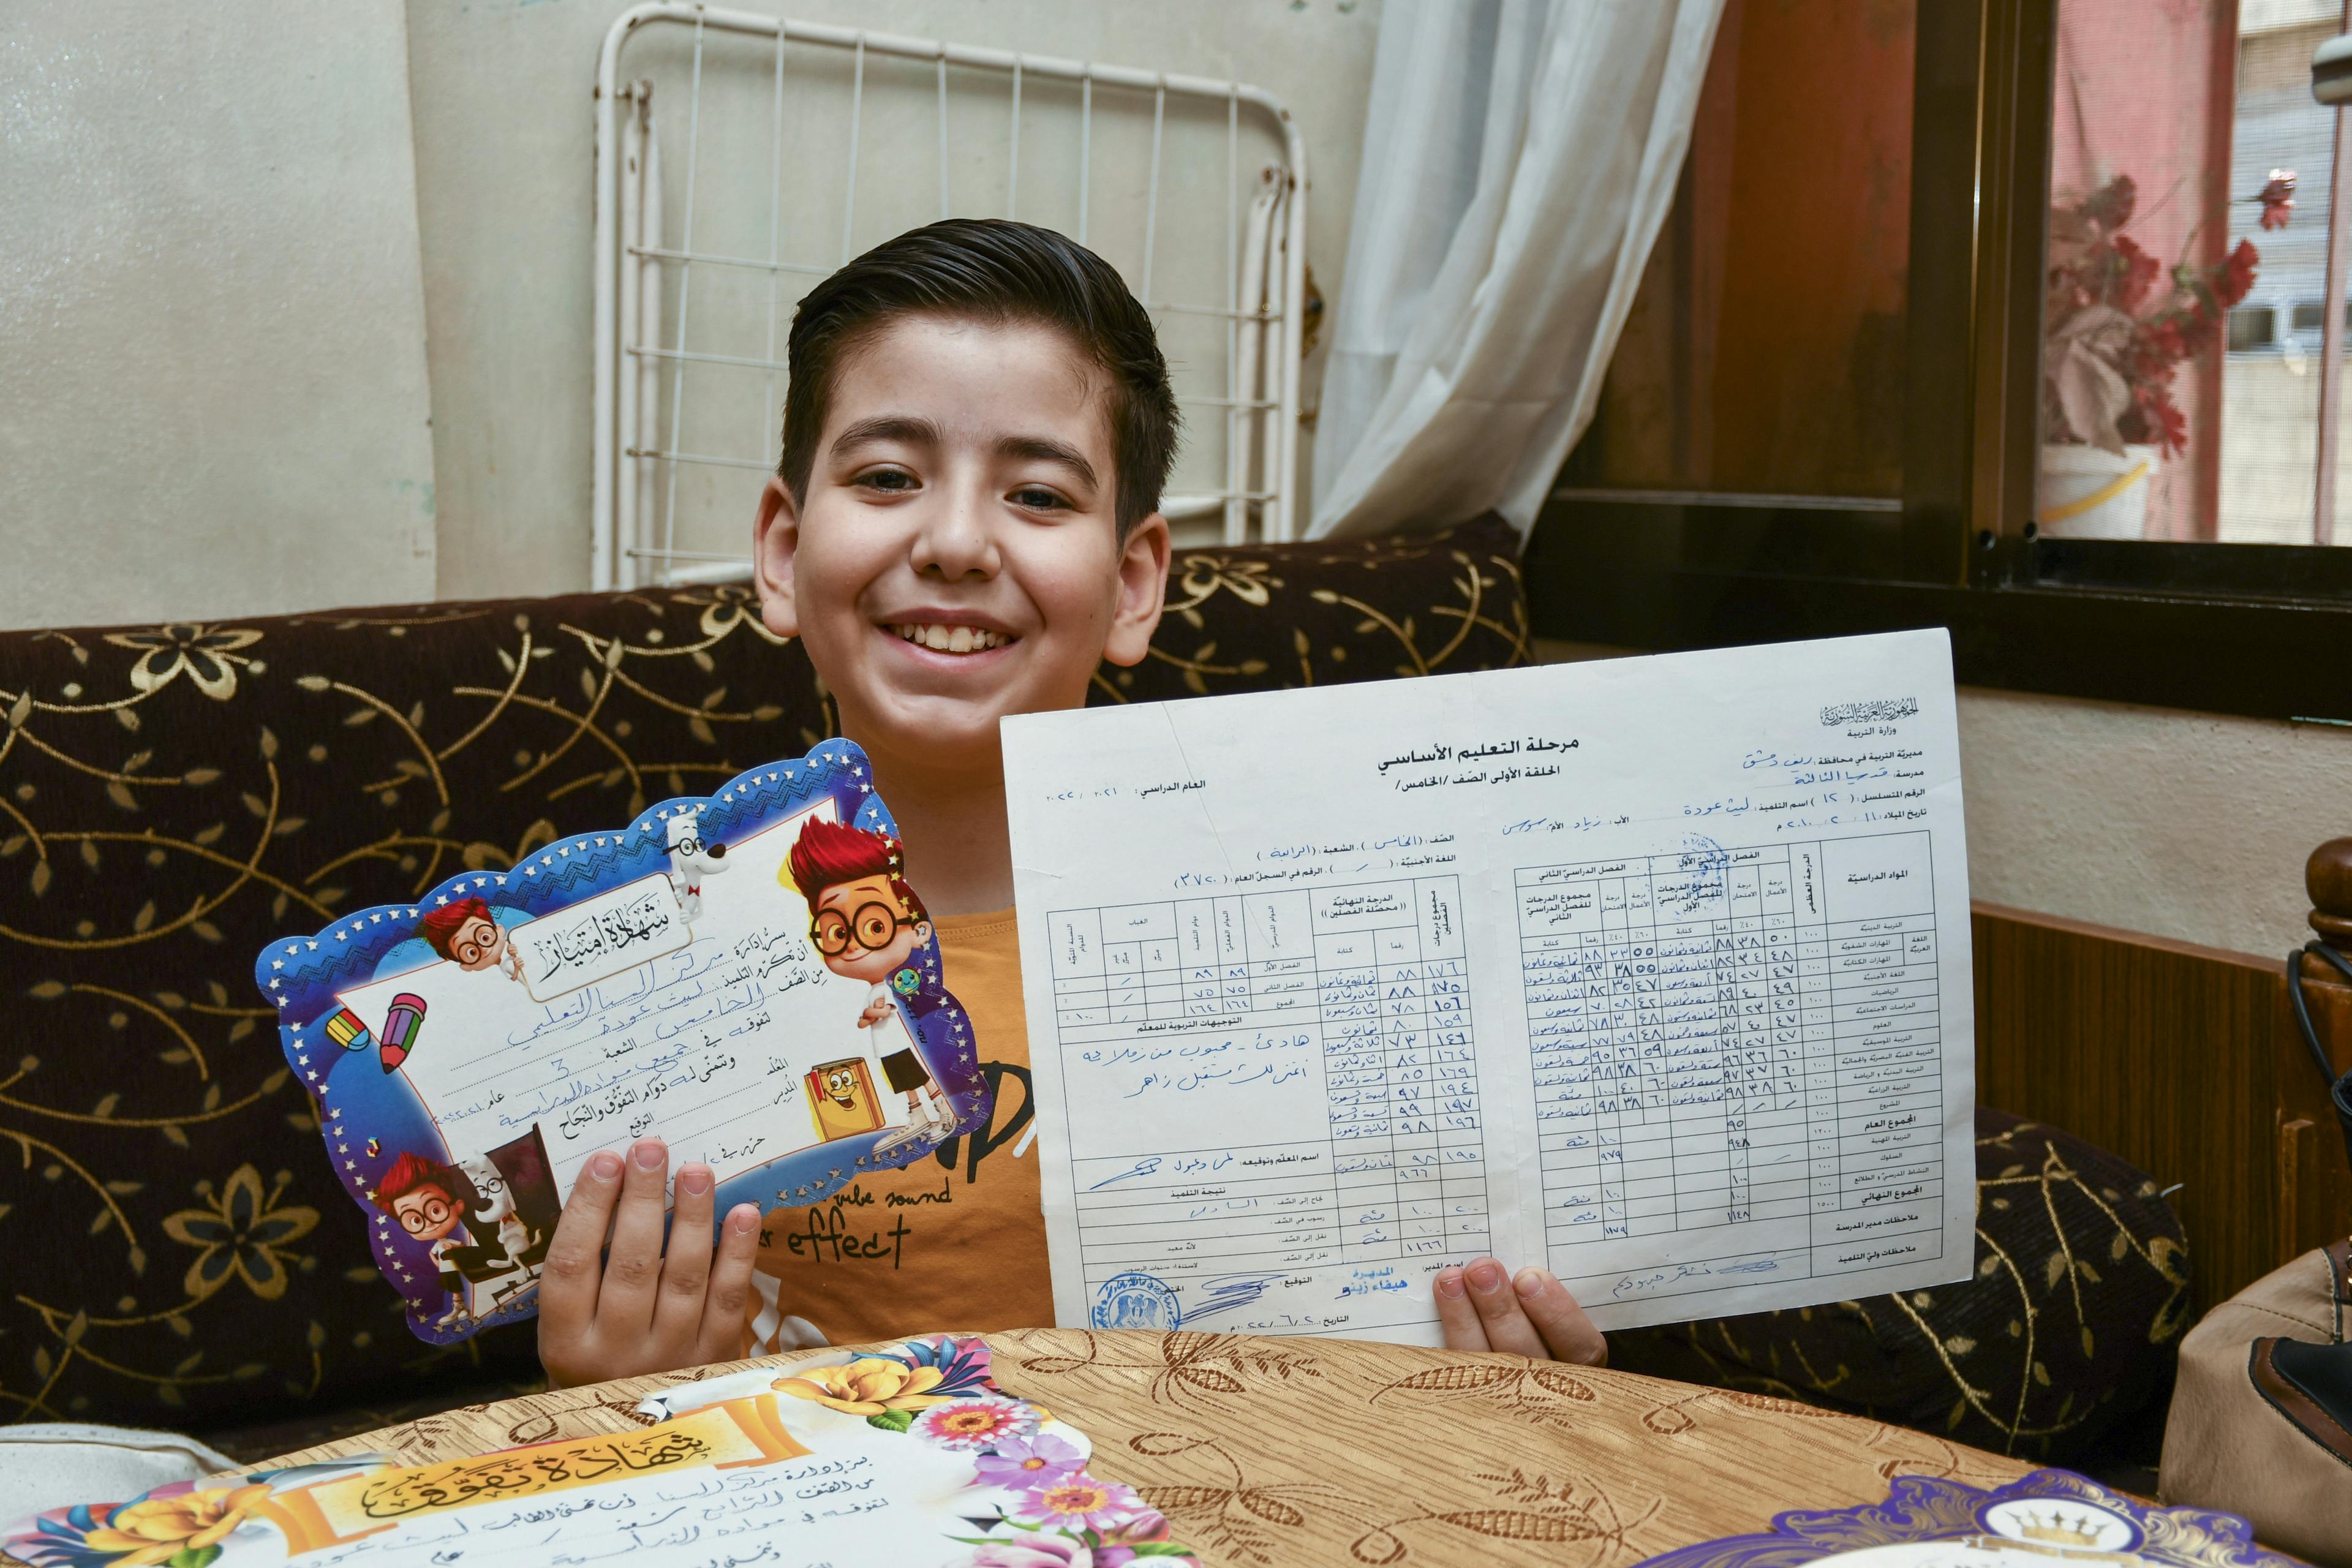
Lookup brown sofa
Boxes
[0,517,2187,1467]
[0,521,1529,1455]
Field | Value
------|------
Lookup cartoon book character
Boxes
[785,819,951,1140]
[418,896,524,984]
[805,1056,886,1142]
[666,809,729,922]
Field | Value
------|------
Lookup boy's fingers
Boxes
[1432,1265,1491,1353]
[695,1204,763,1366]
[599,1139,673,1329]
[653,1163,718,1340]
[539,1149,626,1333]
[1514,1269,1607,1366]
[1462,1256,1550,1360]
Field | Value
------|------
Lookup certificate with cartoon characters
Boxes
[3,1338,1207,1568]
[252,741,987,1343]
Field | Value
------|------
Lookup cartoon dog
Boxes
[445,1153,542,1312]
[667,810,729,922]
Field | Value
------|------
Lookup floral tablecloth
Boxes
[247,1330,2034,1566]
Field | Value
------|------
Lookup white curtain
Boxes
[1310,0,1725,543]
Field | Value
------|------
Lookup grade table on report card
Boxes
[1041,875,1497,1336]
[1513,829,1949,1312]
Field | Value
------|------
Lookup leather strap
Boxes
[2248,1336,2352,1470]
[2286,943,2352,1176]
[2331,1238,2352,1344]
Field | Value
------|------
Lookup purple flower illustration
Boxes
[972,1433,1087,1490]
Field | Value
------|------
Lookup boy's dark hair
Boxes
[778,219,1178,538]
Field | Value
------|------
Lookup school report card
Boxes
[1003,630,1975,1343]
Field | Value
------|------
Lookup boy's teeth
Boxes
[894,622,1005,653]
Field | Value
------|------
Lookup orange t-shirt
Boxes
[741,908,1051,1354]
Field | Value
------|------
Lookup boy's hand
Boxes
[856,998,894,1028]
[537,1138,761,1389]
[1434,1257,1607,1365]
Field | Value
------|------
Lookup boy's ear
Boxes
[1101,512,1171,669]
[753,475,801,639]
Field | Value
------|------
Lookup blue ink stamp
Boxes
[1093,1271,1180,1329]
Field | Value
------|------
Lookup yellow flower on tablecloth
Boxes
[772,1356,949,1414]
[101,625,263,701]
[77,1483,270,1567]
[160,1166,318,1303]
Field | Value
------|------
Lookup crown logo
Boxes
[2003,1508,2109,1548]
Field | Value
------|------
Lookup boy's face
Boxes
[754,317,1169,781]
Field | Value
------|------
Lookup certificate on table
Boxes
[1003,630,1975,1341]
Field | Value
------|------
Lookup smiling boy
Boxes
[533,220,1604,1385]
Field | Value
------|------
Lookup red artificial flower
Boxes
[2045,170,2261,456]
[2217,238,2260,310]
[2112,234,2160,312]
[2123,383,2190,456]
[2258,169,2296,232]
[2138,317,2190,364]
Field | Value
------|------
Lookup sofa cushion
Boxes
[0,518,1526,1435]
[1602,1107,2193,1462]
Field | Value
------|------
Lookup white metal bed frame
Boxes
[591,5,1310,590]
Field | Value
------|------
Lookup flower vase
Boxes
[2037,442,2159,540]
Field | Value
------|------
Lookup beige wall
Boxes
[2218,355,2352,545]
[1953,687,2347,958]
[0,0,437,631]
[404,0,1384,599]
[1536,641,2351,957]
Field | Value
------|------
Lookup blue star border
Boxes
[250,739,991,1346]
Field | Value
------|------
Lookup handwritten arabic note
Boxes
[1004,630,1975,1340]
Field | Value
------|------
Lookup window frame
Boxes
[1524,0,2352,725]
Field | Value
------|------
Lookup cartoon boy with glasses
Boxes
[418,896,524,984]
[373,1150,478,1329]
[785,817,951,1140]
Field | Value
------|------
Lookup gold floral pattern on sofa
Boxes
[0,519,1528,1442]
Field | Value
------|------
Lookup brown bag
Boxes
[2159,1239,2352,1566]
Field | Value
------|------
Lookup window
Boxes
[2230,305,2279,351]
[1564,0,1913,502]
[1525,0,2352,723]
